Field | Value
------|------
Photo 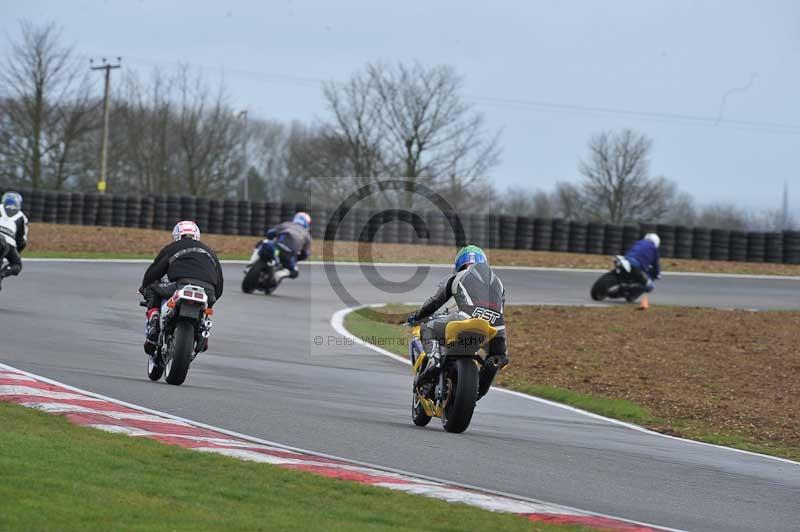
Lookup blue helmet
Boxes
[2,191,22,215]
[454,245,487,272]
[293,211,311,229]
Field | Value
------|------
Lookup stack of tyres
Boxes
[515,216,534,250]
[69,193,84,225]
[568,221,588,253]
[56,191,72,224]
[367,209,383,243]
[411,209,429,244]
[28,189,45,222]
[111,195,127,227]
[550,219,568,252]
[249,201,265,237]
[468,213,486,248]
[280,202,295,223]
[336,208,357,242]
[746,232,765,263]
[426,211,447,245]
[152,195,168,229]
[125,196,142,228]
[166,196,181,227]
[237,200,251,236]
[180,196,197,224]
[622,225,639,252]
[355,208,372,242]
[397,210,415,244]
[604,224,624,255]
[639,223,658,239]
[445,211,463,246]
[783,231,800,264]
[97,195,113,226]
[586,222,604,254]
[498,215,517,249]
[43,191,58,223]
[765,232,783,263]
[692,228,711,260]
[139,196,155,229]
[674,226,693,258]
[194,197,210,232]
[484,214,500,249]
[656,224,676,258]
[265,201,282,228]
[728,231,748,262]
[208,199,224,234]
[307,206,323,240]
[710,229,730,261]
[82,193,99,226]
[222,199,238,235]
[533,218,552,251]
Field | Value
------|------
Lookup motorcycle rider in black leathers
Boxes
[139,221,224,355]
[407,245,508,400]
[257,212,312,280]
[0,191,28,292]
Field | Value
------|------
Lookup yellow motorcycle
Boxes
[408,317,498,433]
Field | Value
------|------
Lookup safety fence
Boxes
[8,188,800,264]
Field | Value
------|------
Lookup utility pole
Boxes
[90,57,122,193]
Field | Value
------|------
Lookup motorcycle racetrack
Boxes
[2,260,799,532]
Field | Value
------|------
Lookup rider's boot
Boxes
[478,353,509,400]
[144,309,160,355]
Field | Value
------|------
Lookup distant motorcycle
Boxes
[590,256,647,302]
[241,240,291,295]
[141,284,213,385]
[408,315,500,433]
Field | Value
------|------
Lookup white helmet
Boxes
[172,220,201,241]
[644,233,660,249]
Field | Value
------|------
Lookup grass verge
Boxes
[24,222,800,276]
[344,305,800,462]
[0,401,594,532]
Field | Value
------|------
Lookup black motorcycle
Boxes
[140,285,213,385]
[241,240,290,295]
[590,256,648,302]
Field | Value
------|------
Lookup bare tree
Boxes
[578,129,674,223]
[0,20,99,189]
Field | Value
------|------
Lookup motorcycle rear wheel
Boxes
[165,321,194,385]
[590,271,617,301]
[441,358,479,433]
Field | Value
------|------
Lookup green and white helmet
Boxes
[454,245,487,272]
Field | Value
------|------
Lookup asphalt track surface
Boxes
[2,261,799,532]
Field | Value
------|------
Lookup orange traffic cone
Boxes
[639,295,649,310]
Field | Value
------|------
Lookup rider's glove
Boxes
[406,312,418,326]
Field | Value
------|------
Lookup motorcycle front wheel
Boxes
[441,358,479,433]
[241,261,265,293]
[165,321,194,385]
[412,392,432,427]
[146,354,163,381]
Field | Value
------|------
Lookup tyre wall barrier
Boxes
[728,230,747,262]
[622,225,639,253]
[550,219,568,252]
[585,222,604,254]
[746,232,765,263]
[656,224,675,258]
[765,232,783,263]
[674,226,693,259]
[514,216,534,250]
[710,229,730,261]
[9,188,800,263]
[604,224,624,255]
[783,231,800,264]
[533,218,552,251]
[567,221,587,254]
[692,227,711,260]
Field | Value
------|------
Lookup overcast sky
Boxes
[2,0,798,214]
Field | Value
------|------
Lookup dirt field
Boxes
[23,223,800,276]
[362,304,800,460]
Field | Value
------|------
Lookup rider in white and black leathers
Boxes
[0,191,29,291]
[407,245,509,400]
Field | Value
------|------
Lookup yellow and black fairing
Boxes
[411,318,498,418]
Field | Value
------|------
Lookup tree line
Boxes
[0,20,793,231]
